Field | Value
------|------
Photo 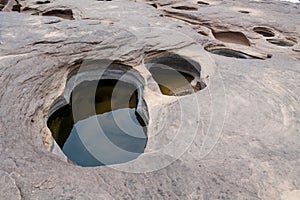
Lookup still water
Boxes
[47,80,147,167]
[149,67,195,95]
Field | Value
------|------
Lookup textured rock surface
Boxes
[0,0,300,199]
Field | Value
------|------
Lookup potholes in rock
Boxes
[171,5,198,11]
[42,9,74,20]
[145,53,206,96]
[253,27,296,47]
[267,38,295,47]
[47,63,148,167]
[253,27,275,37]
[213,31,250,46]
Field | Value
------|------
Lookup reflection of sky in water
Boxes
[63,108,147,167]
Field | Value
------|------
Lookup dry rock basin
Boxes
[0,0,300,199]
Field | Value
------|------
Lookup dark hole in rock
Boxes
[238,10,250,14]
[149,68,198,95]
[47,78,147,167]
[213,31,250,46]
[267,39,295,47]
[197,1,209,5]
[253,27,275,37]
[12,4,21,12]
[206,48,253,59]
[35,0,50,4]
[171,5,198,11]
[42,9,74,20]
[149,3,157,8]
[145,53,206,96]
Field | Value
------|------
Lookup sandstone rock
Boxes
[0,0,299,199]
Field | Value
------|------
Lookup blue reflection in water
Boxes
[62,108,147,167]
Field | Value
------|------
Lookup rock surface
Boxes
[0,0,300,199]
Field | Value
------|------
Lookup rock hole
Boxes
[12,4,21,12]
[149,3,157,8]
[213,31,250,46]
[238,10,250,14]
[205,47,255,59]
[47,64,148,167]
[145,53,206,96]
[171,5,198,11]
[42,9,74,20]
[253,27,275,37]
[197,1,209,5]
[267,39,295,47]
[35,0,50,4]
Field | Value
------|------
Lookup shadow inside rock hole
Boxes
[47,70,148,167]
[171,5,198,11]
[197,1,210,5]
[267,38,295,47]
[238,10,250,14]
[207,49,251,59]
[204,45,266,59]
[253,26,275,37]
[35,0,51,4]
[42,9,74,20]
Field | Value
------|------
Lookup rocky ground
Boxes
[0,0,300,199]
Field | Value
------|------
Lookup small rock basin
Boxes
[145,53,206,96]
[47,79,147,167]
[149,67,197,95]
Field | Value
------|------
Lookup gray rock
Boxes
[0,0,300,199]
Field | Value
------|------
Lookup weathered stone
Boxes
[0,0,299,199]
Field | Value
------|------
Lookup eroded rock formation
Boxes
[0,0,300,199]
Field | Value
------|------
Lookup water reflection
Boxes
[47,79,147,167]
[63,108,147,167]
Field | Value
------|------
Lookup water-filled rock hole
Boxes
[145,53,206,96]
[47,77,148,167]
